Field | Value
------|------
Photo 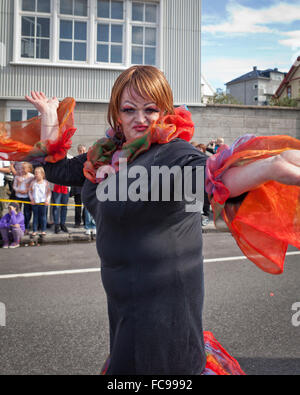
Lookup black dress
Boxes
[44,138,208,375]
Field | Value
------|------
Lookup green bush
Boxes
[269,97,298,107]
[207,92,242,105]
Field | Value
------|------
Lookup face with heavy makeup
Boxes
[118,87,163,143]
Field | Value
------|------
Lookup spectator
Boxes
[28,167,51,236]
[47,182,55,228]
[70,184,85,227]
[52,184,69,234]
[77,144,86,156]
[3,163,14,196]
[70,144,87,227]
[215,137,225,153]
[192,143,211,226]
[0,156,11,218]
[12,162,34,233]
[197,144,208,153]
[207,138,226,154]
[84,209,96,236]
[0,202,25,248]
[9,162,22,200]
[206,140,216,154]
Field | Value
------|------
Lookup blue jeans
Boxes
[18,197,32,230]
[84,209,96,230]
[32,204,47,232]
[52,192,69,225]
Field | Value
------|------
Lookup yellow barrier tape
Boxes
[0,199,82,207]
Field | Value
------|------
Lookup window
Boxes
[59,0,88,62]
[20,0,51,59]
[96,0,124,64]
[131,2,158,65]
[9,108,39,122]
[287,86,292,98]
[15,0,160,68]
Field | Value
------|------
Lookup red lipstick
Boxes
[134,125,148,132]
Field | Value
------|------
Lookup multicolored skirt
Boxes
[101,331,246,375]
[201,331,245,375]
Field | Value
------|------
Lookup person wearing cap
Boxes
[0,202,25,248]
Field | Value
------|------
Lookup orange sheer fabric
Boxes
[207,135,300,275]
[0,98,76,162]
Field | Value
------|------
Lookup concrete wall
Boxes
[1,100,299,156]
[190,104,300,146]
[71,102,110,154]
[70,102,300,155]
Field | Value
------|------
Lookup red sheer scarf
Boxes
[206,134,300,274]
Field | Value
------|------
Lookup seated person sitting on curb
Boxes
[0,202,25,248]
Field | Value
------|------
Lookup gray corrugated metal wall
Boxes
[0,0,201,105]
[162,0,201,105]
[0,0,14,73]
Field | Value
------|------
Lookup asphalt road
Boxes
[0,233,299,375]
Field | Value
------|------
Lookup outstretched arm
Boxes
[222,150,300,198]
[44,154,87,187]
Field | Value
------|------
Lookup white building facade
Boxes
[0,0,201,150]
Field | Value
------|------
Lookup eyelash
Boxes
[121,108,159,114]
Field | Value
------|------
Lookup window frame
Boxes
[95,0,126,65]
[58,2,90,64]
[13,0,162,70]
[130,0,159,66]
[5,101,40,122]
[16,0,52,62]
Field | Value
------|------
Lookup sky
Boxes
[201,0,300,90]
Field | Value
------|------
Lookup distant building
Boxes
[226,67,286,106]
[201,74,215,104]
[274,56,300,107]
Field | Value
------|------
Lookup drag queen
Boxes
[1,66,300,375]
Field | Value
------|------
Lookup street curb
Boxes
[202,226,230,234]
[1,217,229,248]
[0,223,229,248]
[20,232,95,246]
[17,223,228,247]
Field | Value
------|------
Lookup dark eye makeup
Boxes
[120,107,160,113]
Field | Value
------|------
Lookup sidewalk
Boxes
[16,204,227,247]
[20,204,94,246]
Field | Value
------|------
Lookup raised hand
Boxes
[25,91,59,141]
[25,91,59,115]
